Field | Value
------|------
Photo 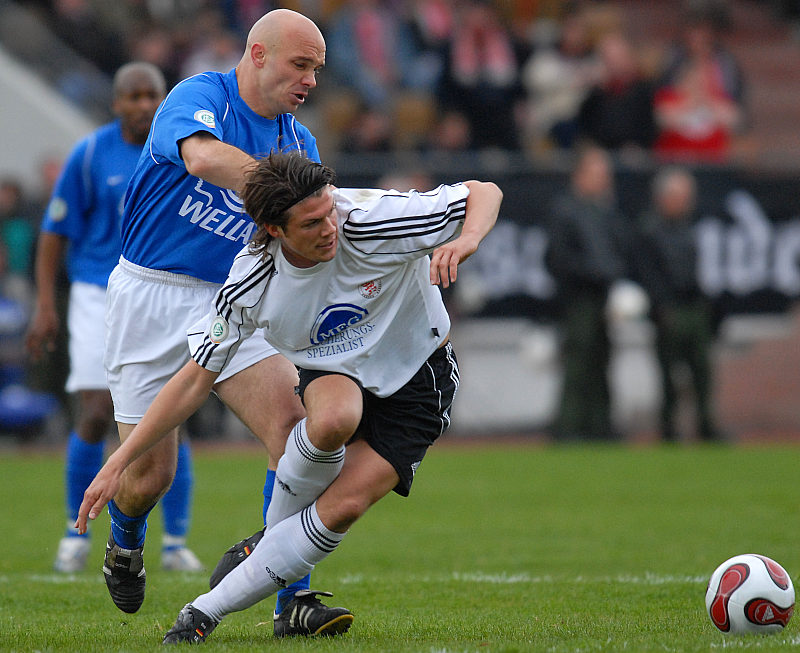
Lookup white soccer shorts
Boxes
[104,258,279,423]
[65,281,109,392]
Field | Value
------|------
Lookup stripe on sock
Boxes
[293,422,344,465]
[300,506,340,553]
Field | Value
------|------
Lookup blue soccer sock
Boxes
[264,467,310,613]
[277,577,312,614]
[262,468,276,525]
[64,431,104,537]
[161,440,193,548]
[108,500,151,549]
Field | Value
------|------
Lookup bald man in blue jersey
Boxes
[27,62,203,575]
[96,9,348,635]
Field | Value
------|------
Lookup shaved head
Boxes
[245,9,323,56]
[112,62,166,144]
[113,62,166,99]
[236,9,325,118]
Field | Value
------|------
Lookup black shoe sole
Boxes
[104,568,145,613]
[315,614,354,636]
[274,613,354,637]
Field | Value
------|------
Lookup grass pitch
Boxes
[1,440,799,652]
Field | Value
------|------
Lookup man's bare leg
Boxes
[103,423,179,613]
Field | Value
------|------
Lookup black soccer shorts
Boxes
[297,341,459,496]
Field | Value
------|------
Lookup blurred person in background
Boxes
[25,156,71,412]
[577,30,656,154]
[42,0,126,107]
[339,106,393,152]
[520,5,601,151]
[25,63,204,574]
[179,8,243,79]
[44,0,124,77]
[0,178,38,279]
[440,0,521,150]
[546,146,631,441]
[0,240,59,438]
[125,22,183,90]
[181,27,242,79]
[326,0,435,112]
[653,1,745,162]
[0,242,32,361]
[658,1,744,108]
[407,0,454,83]
[634,166,719,442]
[426,109,473,152]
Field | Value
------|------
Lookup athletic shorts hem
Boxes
[106,262,278,422]
[297,342,459,497]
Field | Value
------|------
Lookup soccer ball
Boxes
[705,554,795,635]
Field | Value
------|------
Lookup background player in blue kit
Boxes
[26,62,203,574]
[96,10,346,631]
[77,152,503,642]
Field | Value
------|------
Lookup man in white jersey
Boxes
[77,152,502,642]
[98,11,341,629]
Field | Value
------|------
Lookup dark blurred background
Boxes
[2,0,800,443]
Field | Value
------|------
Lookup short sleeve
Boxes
[149,74,228,167]
[189,250,273,372]
[40,137,92,241]
[340,183,470,260]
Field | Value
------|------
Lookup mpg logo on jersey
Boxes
[310,304,368,346]
[193,109,216,128]
[209,315,229,343]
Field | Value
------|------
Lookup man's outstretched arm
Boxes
[430,180,502,288]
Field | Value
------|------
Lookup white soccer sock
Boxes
[192,502,345,622]
[265,418,344,529]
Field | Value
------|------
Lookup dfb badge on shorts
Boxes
[209,315,229,343]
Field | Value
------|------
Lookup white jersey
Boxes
[190,183,469,397]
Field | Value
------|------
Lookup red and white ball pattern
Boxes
[705,554,794,635]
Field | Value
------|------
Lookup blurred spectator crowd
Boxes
[0,0,760,328]
[12,0,755,160]
[1,0,795,439]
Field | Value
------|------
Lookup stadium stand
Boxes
[2,0,800,442]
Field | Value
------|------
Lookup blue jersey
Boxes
[41,120,141,287]
[121,69,320,283]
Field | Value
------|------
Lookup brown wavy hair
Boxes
[241,152,336,259]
